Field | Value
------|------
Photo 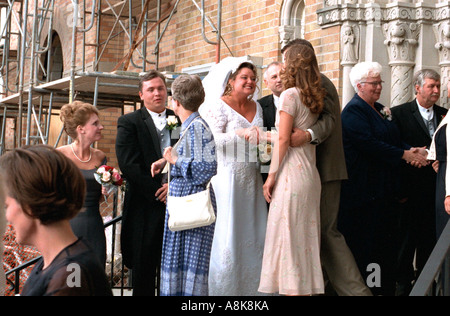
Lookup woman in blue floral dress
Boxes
[151,75,217,296]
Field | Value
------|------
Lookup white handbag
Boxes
[167,118,216,232]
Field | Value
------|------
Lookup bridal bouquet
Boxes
[94,165,125,195]
[257,142,273,165]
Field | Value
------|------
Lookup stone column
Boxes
[383,21,420,107]
[341,23,359,107]
[434,21,450,108]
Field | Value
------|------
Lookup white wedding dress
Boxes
[202,99,268,296]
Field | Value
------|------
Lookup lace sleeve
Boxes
[202,100,239,148]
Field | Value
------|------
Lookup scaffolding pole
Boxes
[0,0,224,152]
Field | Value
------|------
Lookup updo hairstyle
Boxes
[60,101,99,140]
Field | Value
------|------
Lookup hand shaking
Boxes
[403,147,429,168]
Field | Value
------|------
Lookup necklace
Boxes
[71,143,92,163]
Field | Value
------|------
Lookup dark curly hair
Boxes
[0,145,86,225]
[281,44,325,114]
[222,62,258,99]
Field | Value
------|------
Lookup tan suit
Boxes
[310,74,372,296]
[312,75,348,183]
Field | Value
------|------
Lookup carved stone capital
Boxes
[434,21,450,65]
[383,21,420,64]
[279,25,296,49]
[317,1,436,27]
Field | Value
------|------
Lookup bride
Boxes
[200,57,268,296]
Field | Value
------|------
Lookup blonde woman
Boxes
[58,101,107,266]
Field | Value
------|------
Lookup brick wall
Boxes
[304,0,341,98]
[172,0,282,74]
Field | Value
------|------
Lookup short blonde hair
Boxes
[350,62,383,92]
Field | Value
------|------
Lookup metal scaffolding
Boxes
[0,0,222,153]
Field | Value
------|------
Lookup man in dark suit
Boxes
[258,61,283,130]
[391,69,446,295]
[281,39,371,296]
[116,70,178,296]
[258,62,283,181]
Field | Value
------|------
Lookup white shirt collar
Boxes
[273,94,280,108]
[147,108,167,130]
[416,99,434,121]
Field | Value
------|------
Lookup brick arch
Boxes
[52,3,76,77]
[39,32,64,82]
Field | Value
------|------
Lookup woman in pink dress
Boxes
[259,44,326,295]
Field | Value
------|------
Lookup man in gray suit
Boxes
[282,39,372,296]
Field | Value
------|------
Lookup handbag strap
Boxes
[167,117,212,193]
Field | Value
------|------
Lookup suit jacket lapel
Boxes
[141,108,163,159]
[270,95,277,126]
[166,109,180,147]
[264,95,276,129]
[435,106,446,126]
[410,100,431,139]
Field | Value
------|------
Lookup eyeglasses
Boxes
[360,81,384,87]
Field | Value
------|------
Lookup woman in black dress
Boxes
[0,145,112,296]
[58,101,108,266]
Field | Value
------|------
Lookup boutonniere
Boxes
[380,107,392,121]
[441,114,446,121]
[166,115,179,131]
